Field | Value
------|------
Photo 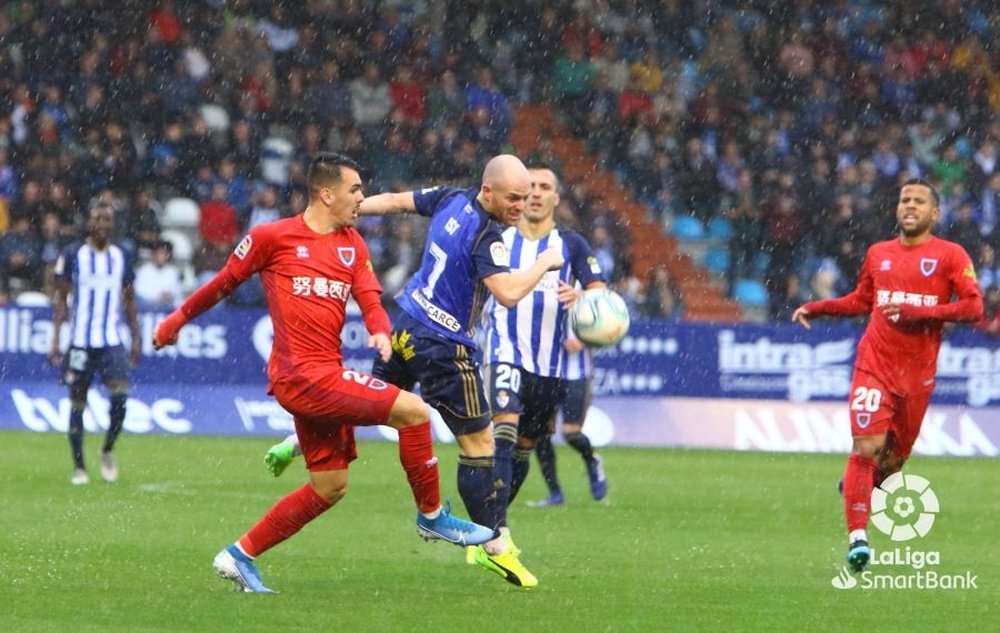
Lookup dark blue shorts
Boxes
[372,312,491,436]
[486,362,562,440]
[557,378,591,423]
[63,345,130,389]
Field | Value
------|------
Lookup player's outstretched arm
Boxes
[358,192,416,216]
[483,245,564,308]
[154,268,241,349]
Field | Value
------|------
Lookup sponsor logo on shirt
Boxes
[337,246,355,266]
[410,289,461,332]
[490,241,509,267]
[234,235,252,260]
[920,258,938,277]
[292,276,351,300]
[876,290,939,308]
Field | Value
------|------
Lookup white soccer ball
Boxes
[570,288,631,348]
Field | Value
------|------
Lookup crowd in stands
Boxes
[0,1,998,331]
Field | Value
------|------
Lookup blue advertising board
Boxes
[2,306,998,455]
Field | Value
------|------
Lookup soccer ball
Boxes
[570,288,631,348]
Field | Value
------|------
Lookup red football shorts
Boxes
[848,369,932,460]
[272,367,401,472]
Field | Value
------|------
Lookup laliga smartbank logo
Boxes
[830,473,978,591]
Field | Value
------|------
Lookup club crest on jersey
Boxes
[496,390,510,408]
[920,258,938,277]
[234,235,253,260]
[337,246,355,266]
[856,413,871,429]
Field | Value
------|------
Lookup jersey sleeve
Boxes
[349,232,391,336]
[350,231,384,296]
[563,230,607,286]
[471,224,510,280]
[121,247,137,286]
[412,186,463,218]
[52,243,78,283]
[225,225,275,282]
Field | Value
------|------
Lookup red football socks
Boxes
[397,421,441,514]
[843,454,877,532]
[239,484,332,557]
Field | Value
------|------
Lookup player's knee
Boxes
[310,475,348,504]
[562,423,583,436]
[850,436,883,460]
[388,391,431,428]
[878,451,904,474]
[106,382,129,396]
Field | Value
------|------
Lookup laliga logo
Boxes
[870,473,939,542]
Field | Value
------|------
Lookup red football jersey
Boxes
[225,215,384,386]
[807,235,982,394]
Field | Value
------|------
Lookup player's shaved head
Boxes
[478,154,531,226]
[482,154,530,190]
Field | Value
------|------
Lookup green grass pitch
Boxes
[0,430,996,632]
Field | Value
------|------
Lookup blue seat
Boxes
[732,278,769,307]
[707,215,734,240]
[703,246,729,273]
[670,215,706,240]
[751,251,770,277]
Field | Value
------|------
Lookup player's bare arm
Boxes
[48,279,71,366]
[123,283,141,367]
[482,245,564,308]
[358,191,416,215]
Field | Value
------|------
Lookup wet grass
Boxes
[0,431,996,632]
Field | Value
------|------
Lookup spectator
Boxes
[945,201,984,257]
[134,240,183,309]
[465,67,512,143]
[199,182,239,249]
[349,62,393,140]
[0,214,42,299]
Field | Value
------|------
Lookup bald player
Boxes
[350,155,562,586]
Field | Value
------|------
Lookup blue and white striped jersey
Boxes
[485,226,605,377]
[54,241,135,349]
[395,186,509,347]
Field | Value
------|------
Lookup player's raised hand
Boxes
[791,306,811,329]
[153,311,186,349]
[369,332,392,362]
[538,245,564,271]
